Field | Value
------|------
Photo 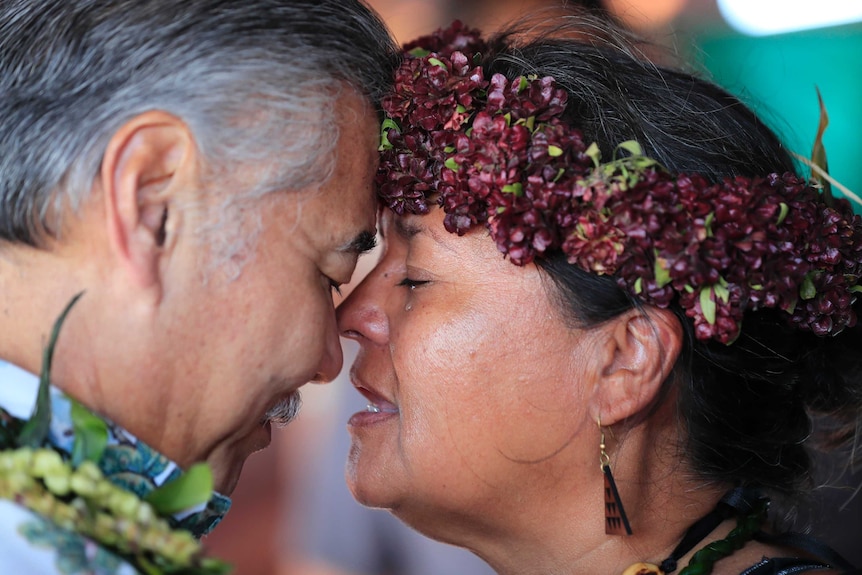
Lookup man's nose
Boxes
[312,312,344,383]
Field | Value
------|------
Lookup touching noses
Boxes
[336,269,390,346]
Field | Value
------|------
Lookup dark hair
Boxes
[0,0,398,246]
[482,15,862,499]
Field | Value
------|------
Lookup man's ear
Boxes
[592,306,682,425]
[99,111,194,290]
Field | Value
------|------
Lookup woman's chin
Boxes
[346,475,394,510]
[346,452,392,509]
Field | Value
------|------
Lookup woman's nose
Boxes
[336,269,390,346]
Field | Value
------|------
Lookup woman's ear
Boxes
[592,306,682,425]
[99,111,195,291]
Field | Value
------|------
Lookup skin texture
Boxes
[336,208,818,575]
[0,91,380,494]
[339,208,599,524]
[339,208,632,571]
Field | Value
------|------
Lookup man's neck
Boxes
[0,243,90,395]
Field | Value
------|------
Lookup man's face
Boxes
[146,92,379,493]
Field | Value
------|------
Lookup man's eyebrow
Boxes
[339,230,378,255]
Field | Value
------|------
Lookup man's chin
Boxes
[210,392,302,495]
[211,458,245,496]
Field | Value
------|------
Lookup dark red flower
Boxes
[376,20,862,343]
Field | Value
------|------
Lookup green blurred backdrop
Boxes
[690,23,862,200]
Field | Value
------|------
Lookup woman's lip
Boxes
[350,369,398,410]
[348,404,398,428]
[355,386,399,413]
[349,371,399,427]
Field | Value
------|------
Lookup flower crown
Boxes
[376,21,862,343]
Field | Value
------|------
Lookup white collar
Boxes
[0,360,41,420]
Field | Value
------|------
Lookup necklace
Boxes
[0,294,230,574]
[621,488,768,575]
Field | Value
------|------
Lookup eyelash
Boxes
[396,278,429,290]
[328,278,343,296]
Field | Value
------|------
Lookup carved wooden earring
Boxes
[600,419,632,535]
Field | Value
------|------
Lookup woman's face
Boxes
[337,207,608,538]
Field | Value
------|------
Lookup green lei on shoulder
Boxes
[0,294,231,575]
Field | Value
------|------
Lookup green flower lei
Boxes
[0,294,231,575]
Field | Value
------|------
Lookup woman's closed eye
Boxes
[396,277,430,290]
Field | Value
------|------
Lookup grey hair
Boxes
[0,0,398,246]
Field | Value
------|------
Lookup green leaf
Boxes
[704,212,715,238]
[631,156,658,170]
[714,281,730,304]
[501,183,523,196]
[525,116,535,131]
[810,87,832,204]
[378,133,392,151]
[70,400,109,467]
[503,112,512,126]
[585,142,601,168]
[443,146,455,153]
[18,292,84,448]
[199,557,233,575]
[800,273,817,300]
[850,284,862,294]
[199,558,233,575]
[634,277,643,295]
[553,167,565,183]
[777,202,789,226]
[408,47,431,58]
[444,157,459,171]
[378,118,399,152]
[517,76,529,92]
[700,287,716,325]
[427,57,447,70]
[136,556,161,575]
[615,140,643,158]
[547,145,563,157]
[144,463,214,516]
[653,255,671,289]
[456,104,467,114]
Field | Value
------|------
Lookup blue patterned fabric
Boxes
[0,360,231,574]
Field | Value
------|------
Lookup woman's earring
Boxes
[600,419,632,535]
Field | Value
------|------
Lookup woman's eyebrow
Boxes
[394,216,458,253]
[394,217,423,240]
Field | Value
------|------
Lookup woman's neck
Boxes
[469,418,729,575]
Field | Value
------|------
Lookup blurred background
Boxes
[203,1,862,573]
